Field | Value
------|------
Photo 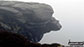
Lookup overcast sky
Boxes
[2,0,84,46]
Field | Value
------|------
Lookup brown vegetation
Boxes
[0,30,64,47]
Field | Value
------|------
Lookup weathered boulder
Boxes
[0,1,62,42]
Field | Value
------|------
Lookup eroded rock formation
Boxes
[0,1,62,42]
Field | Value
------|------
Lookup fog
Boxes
[1,0,84,45]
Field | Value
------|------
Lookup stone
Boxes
[0,1,62,42]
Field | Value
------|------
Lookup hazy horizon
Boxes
[1,0,84,46]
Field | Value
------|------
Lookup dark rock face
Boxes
[0,1,62,42]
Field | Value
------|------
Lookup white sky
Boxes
[2,0,84,46]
